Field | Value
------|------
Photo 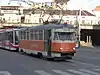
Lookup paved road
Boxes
[0,47,100,75]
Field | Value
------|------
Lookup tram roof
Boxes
[29,24,75,30]
[19,27,29,31]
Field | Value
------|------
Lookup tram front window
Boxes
[54,32,75,41]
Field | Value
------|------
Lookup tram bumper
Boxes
[61,52,75,59]
[52,54,74,61]
[51,51,76,60]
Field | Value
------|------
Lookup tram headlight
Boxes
[60,48,63,50]
[73,48,75,50]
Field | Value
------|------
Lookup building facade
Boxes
[0,5,100,46]
[0,5,98,27]
[93,6,100,24]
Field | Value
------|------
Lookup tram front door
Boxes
[44,30,51,56]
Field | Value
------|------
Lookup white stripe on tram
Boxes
[67,69,90,75]
[79,69,100,75]
[34,70,52,75]
[52,70,72,75]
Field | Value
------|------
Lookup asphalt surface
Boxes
[0,47,100,75]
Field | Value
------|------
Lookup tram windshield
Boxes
[53,32,75,41]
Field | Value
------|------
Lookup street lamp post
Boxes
[78,8,81,42]
[76,8,81,48]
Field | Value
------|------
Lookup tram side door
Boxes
[44,30,51,56]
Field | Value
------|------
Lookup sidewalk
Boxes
[78,46,100,53]
[80,41,94,48]
[76,41,100,52]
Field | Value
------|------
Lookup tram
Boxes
[0,26,22,51]
[19,23,77,60]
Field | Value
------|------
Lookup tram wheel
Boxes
[15,48,19,52]
[37,52,43,58]
[19,49,25,54]
[67,57,72,59]
[53,57,66,61]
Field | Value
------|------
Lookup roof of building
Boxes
[23,9,95,16]
[0,5,21,10]
[53,0,69,3]
[93,6,100,11]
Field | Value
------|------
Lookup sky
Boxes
[67,0,100,10]
[0,0,100,11]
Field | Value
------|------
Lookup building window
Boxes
[74,17,77,18]
[66,17,69,18]
[28,19,30,23]
[82,20,85,24]
[82,17,85,18]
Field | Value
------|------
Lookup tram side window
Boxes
[37,30,42,40]
[15,31,19,45]
[19,32,20,40]
[8,32,13,43]
[0,33,1,41]
[35,30,38,40]
[37,31,40,40]
[30,30,33,40]
[22,31,24,40]
[39,30,43,40]
[20,31,24,40]
[30,30,43,40]
[0,33,3,41]
[27,31,30,40]
[5,32,8,40]
[33,31,35,40]
[19,31,23,40]
[23,31,26,40]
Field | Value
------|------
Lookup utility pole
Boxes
[78,8,81,42]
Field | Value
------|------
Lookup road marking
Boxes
[94,69,100,71]
[70,60,100,68]
[78,55,100,60]
[34,69,100,75]
[79,69,100,75]
[67,69,90,75]
[52,70,72,75]
[34,70,52,75]
[0,71,11,75]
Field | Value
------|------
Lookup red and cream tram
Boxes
[0,26,20,51]
[19,24,77,60]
